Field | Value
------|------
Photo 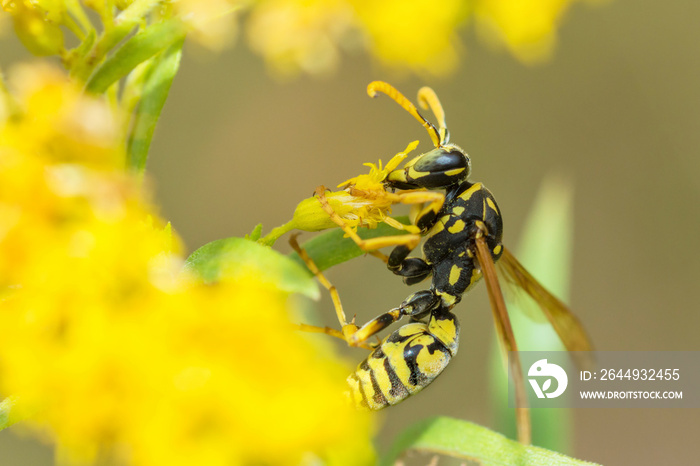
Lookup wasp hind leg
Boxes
[289,233,374,348]
[290,234,430,350]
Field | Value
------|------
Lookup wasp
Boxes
[291,82,592,443]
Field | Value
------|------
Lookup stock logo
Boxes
[528,359,568,399]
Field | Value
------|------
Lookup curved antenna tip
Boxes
[367,80,390,98]
[366,81,441,147]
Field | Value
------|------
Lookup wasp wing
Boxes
[497,247,594,368]
[475,235,531,445]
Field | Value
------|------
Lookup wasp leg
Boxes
[289,233,360,341]
[295,323,377,350]
[347,290,440,347]
[313,188,421,265]
[380,189,444,233]
[376,190,443,280]
[348,308,405,347]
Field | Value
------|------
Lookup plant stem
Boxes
[258,221,296,247]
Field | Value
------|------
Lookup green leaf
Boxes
[71,0,163,82]
[489,175,575,451]
[126,38,184,173]
[382,417,599,466]
[86,19,187,94]
[288,216,411,271]
[184,237,319,300]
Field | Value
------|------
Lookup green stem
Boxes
[0,71,19,118]
[64,0,94,34]
[258,221,296,247]
[126,39,184,173]
[62,12,86,41]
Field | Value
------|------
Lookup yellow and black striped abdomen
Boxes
[347,310,459,410]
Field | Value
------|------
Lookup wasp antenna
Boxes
[418,86,449,145]
[367,81,441,148]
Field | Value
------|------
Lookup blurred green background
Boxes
[2,0,699,464]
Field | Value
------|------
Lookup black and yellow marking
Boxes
[306,82,592,447]
[347,310,459,410]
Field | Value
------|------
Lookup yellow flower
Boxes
[2,63,122,169]
[474,0,598,63]
[260,140,418,245]
[171,0,250,51]
[0,64,375,465]
[246,0,359,76]
[351,0,469,75]
[2,1,65,56]
[245,0,604,75]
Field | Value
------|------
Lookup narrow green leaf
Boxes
[489,175,575,451]
[287,216,411,271]
[126,38,184,172]
[184,237,319,299]
[382,417,599,466]
[86,19,186,94]
[95,0,163,54]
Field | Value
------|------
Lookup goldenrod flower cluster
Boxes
[247,0,600,76]
[0,65,374,465]
[2,0,599,77]
[1,0,247,54]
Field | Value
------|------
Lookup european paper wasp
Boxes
[292,82,592,443]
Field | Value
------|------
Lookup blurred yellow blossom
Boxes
[246,0,603,76]
[351,0,469,75]
[0,64,375,465]
[2,0,603,76]
[171,0,249,51]
[246,0,359,76]
[3,1,65,56]
[474,0,597,63]
[3,63,122,169]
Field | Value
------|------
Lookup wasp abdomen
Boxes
[347,311,459,410]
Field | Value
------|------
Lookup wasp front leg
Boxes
[383,190,445,283]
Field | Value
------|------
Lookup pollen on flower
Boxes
[287,140,418,237]
[338,140,419,190]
